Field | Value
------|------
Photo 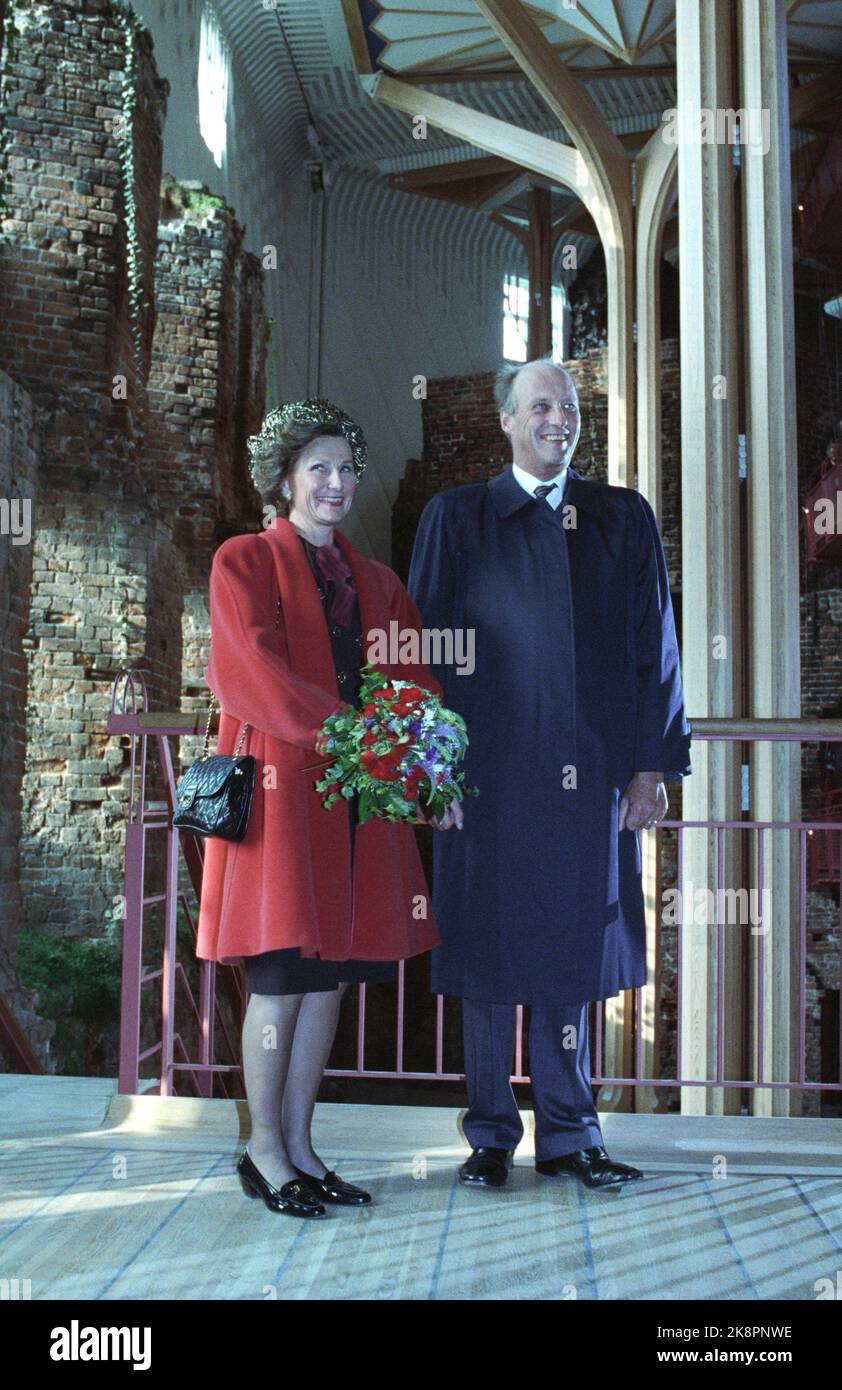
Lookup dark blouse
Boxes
[299,535,364,707]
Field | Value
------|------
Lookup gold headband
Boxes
[247,397,367,478]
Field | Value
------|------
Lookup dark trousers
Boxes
[462,998,603,1161]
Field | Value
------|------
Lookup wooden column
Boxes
[527,185,552,358]
[634,134,678,1109]
[675,0,744,1116]
[738,0,802,1117]
[635,133,678,513]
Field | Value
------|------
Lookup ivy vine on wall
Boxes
[0,2,21,249]
[113,0,151,370]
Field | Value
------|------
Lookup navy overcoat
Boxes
[407,464,692,1006]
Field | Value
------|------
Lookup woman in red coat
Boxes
[195,398,461,1219]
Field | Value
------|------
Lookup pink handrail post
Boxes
[118,819,146,1095]
[159,740,181,1098]
[756,828,765,1088]
[113,670,149,1097]
[715,824,725,1087]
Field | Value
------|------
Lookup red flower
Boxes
[368,685,397,701]
[369,747,404,782]
[403,765,425,799]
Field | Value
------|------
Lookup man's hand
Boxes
[619,771,667,832]
[417,797,464,831]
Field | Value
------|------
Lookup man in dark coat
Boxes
[407,355,692,1190]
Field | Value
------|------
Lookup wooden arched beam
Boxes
[635,130,678,520]
[472,0,635,486]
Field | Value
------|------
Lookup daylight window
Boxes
[198,4,230,169]
[503,275,568,361]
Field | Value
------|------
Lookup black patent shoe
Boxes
[237,1149,327,1217]
[293,1164,372,1205]
[535,1145,643,1189]
[459,1146,514,1187]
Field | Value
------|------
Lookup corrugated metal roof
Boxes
[211,1,683,180]
[207,0,838,277]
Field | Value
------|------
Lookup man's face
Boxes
[500,364,581,479]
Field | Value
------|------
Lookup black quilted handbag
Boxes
[173,697,256,842]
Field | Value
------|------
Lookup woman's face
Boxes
[286,434,357,530]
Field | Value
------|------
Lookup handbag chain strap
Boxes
[201,697,250,760]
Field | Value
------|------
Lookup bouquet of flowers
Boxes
[313,661,477,825]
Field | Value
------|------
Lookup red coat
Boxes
[195,516,443,967]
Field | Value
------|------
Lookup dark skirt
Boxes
[243,794,399,996]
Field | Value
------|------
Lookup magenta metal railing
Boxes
[108,672,246,1097]
[108,670,842,1099]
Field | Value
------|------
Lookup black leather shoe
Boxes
[535,1145,643,1189]
[293,1164,372,1205]
[459,1146,514,1187]
[237,1149,327,1217]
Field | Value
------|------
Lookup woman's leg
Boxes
[282,982,350,1177]
[241,991,305,1188]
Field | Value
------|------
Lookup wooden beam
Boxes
[527,184,552,358]
[675,0,744,1118]
[740,0,803,1120]
[389,154,522,190]
[390,167,526,212]
[553,205,599,238]
[359,55,635,483]
[635,126,678,520]
[475,171,532,212]
[490,210,529,249]
[391,58,833,85]
[339,0,372,75]
[789,66,842,125]
[386,128,659,198]
[473,0,629,170]
[466,0,634,487]
[360,73,594,214]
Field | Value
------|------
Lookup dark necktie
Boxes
[534,482,557,507]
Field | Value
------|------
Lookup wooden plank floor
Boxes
[1,1076,841,1301]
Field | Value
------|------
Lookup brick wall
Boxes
[797,302,842,1104]
[0,1,268,1068]
[147,174,268,784]
[1,0,170,954]
[0,371,55,1067]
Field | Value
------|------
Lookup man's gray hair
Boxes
[493,353,576,415]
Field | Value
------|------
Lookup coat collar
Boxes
[488,464,600,518]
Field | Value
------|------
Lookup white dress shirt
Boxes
[511,461,569,509]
